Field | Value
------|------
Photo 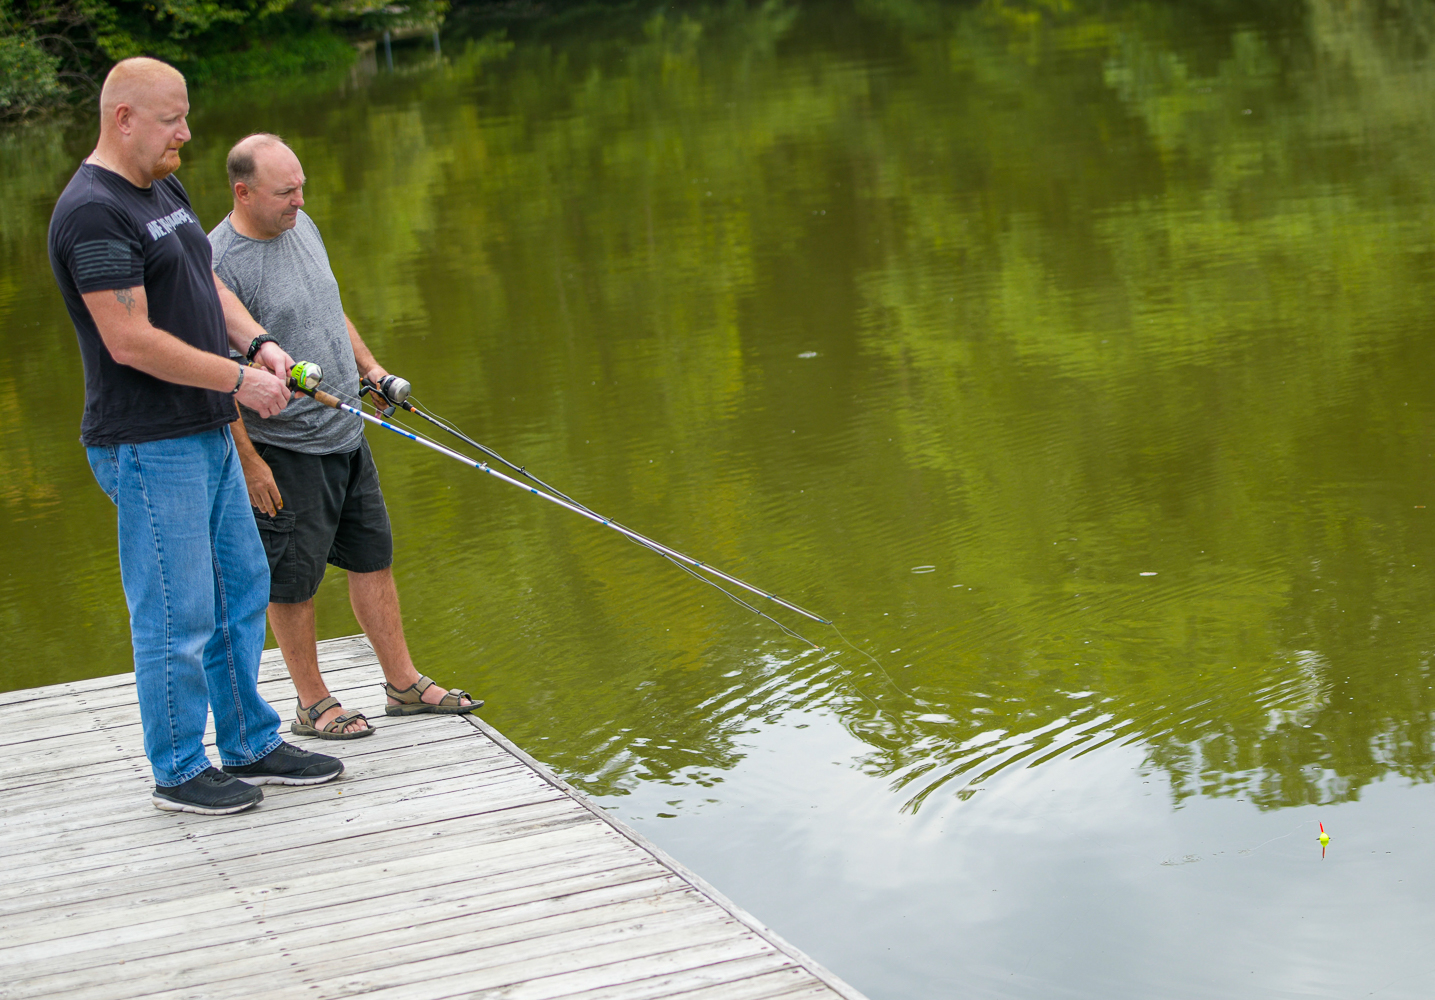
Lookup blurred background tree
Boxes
[0,0,450,118]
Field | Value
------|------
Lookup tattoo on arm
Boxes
[114,288,136,316]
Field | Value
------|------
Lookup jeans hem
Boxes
[156,759,213,788]
[222,733,284,768]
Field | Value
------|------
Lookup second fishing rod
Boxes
[361,373,746,592]
[279,361,830,632]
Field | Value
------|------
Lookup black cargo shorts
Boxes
[250,437,394,604]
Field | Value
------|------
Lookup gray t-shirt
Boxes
[209,210,363,455]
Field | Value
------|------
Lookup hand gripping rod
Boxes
[297,367,829,624]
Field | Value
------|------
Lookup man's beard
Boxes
[150,149,182,180]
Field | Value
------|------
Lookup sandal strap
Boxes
[323,710,369,733]
[440,689,472,707]
[298,695,342,724]
[383,675,435,703]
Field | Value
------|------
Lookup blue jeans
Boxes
[87,427,283,787]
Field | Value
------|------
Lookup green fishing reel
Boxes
[289,361,324,393]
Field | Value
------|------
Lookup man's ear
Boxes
[114,102,134,136]
[234,182,250,204]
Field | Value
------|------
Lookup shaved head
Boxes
[99,58,185,130]
[91,57,190,185]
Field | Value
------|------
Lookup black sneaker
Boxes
[222,742,344,786]
[153,767,264,815]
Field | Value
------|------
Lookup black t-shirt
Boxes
[49,164,234,446]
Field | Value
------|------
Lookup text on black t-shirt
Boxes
[48,164,234,447]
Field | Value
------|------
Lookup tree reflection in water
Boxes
[4,0,1435,819]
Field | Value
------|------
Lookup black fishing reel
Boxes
[360,373,411,416]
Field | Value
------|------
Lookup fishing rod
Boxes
[364,374,589,509]
[368,378,832,643]
[364,375,691,543]
[284,362,830,630]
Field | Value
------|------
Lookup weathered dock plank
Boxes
[0,637,867,1000]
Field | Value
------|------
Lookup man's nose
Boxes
[177,120,191,143]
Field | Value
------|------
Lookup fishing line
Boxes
[289,382,830,654]
[405,394,567,497]
[368,389,827,646]
[261,366,913,718]
[824,620,917,702]
[358,378,922,702]
[298,371,919,713]
[408,393,658,530]
[804,660,886,713]
[361,381,831,624]
[316,369,909,708]
[289,377,817,644]
[281,362,829,640]
[1237,822,1309,857]
[662,554,823,649]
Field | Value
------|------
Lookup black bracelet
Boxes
[230,363,245,396]
[246,334,280,362]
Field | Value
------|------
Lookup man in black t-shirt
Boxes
[48,56,343,814]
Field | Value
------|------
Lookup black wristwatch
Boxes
[246,334,281,362]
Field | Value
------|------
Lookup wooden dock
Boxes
[0,636,869,1000]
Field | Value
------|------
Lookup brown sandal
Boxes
[291,696,374,740]
[383,675,484,716]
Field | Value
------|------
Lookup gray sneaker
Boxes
[222,742,344,786]
[153,767,264,815]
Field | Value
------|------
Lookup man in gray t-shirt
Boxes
[211,134,481,740]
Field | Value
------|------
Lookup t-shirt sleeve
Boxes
[210,241,244,303]
[207,218,243,294]
[54,202,145,294]
[300,212,327,251]
[164,175,193,207]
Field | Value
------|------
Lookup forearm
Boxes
[115,320,244,392]
[230,403,260,457]
[82,286,290,415]
[230,399,283,514]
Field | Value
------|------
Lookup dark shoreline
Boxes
[0,0,732,123]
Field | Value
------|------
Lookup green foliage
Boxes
[0,0,448,116]
[0,19,63,116]
[184,27,357,84]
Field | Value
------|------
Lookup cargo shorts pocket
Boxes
[252,507,297,588]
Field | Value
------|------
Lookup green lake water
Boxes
[6,0,1435,994]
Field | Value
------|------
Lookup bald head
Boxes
[99,58,185,130]
[227,135,307,241]
[90,57,190,186]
